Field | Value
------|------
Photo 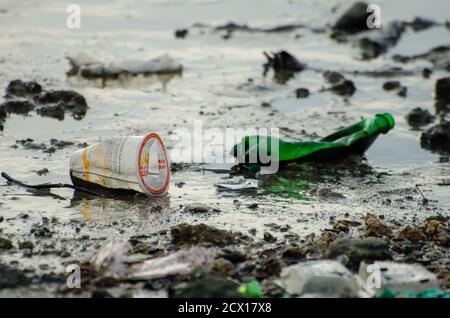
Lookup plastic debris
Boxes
[238,280,264,298]
[374,288,449,298]
[215,176,259,191]
[275,260,369,298]
[67,53,183,78]
[127,247,215,280]
[70,133,170,196]
[359,261,440,294]
[90,238,131,278]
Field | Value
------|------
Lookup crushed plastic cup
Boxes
[70,133,170,196]
[359,261,439,294]
[275,260,369,298]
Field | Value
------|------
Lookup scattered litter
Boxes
[359,261,440,294]
[232,113,395,170]
[67,53,183,78]
[215,176,259,191]
[275,260,369,298]
[90,238,131,278]
[70,133,170,196]
[127,247,215,280]
[238,280,263,298]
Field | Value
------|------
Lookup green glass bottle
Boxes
[231,113,395,170]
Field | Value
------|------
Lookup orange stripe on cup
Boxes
[82,148,90,182]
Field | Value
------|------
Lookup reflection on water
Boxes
[67,73,181,90]
[70,191,171,220]
[262,176,312,201]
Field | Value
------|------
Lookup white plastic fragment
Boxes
[275,260,369,298]
[215,176,259,191]
[127,247,216,280]
[67,53,182,77]
[90,238,131,278]
[359,261,439,293]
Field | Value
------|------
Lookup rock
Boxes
[18,241,34,250]
[408,17,436,32]
[422,68,432,78]
[424,219,449,247]
[16,138,47,151]
[306,231,338,254]
[0,105,6,119]
[420,122,450,153]
[36,104,65,120]
[221,249,247,264]
[254,257,283,279]
[263,231,277,243]
[30,224,52,238]
[382,81,401,91]
[364,213,393,237]
[405,107,435,127]
[0,237,13,250]
[276,260,367,297]
[359,261,439,293]
[398,86,407,98]
[183,203,213,213]
[212,258,235,276]
[282,247,306,264]
[36,168,49,176]
[34,90,88,119]
[50,139,74,149]
[323,71,345,84]
[333,221,349,233]
[174,29,188,39]
[171,223,241,246]
[5,80,42,97]
[171,273,241,298]
[435,77,450,101]
[295,88,310,98]
[0,264,30,289]
[333,2,370,34]
[396,225,426,241]
[329,79,356,96]
[263,50,306,74]
[0,100,34,115]
[324,237,392,270]
[359,21,406,59]
[394,46,450,71]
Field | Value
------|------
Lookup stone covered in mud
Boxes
[435,77,450,101]
[263,50,306,83]
[323,237,392,270]
[0,80,89,123]
[5,79,42,98]
[171,223,244,246]
[421,122,450,153]
[359,21,406,59]
[405,108,435,128]
[332,2,370,34]
[0,264,30,289]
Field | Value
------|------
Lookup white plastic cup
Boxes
[70,133,170,196]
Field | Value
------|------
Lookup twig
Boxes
[1,172,101,197]
[415,184,429,205]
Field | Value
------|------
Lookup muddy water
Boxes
[0,0,449,296]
